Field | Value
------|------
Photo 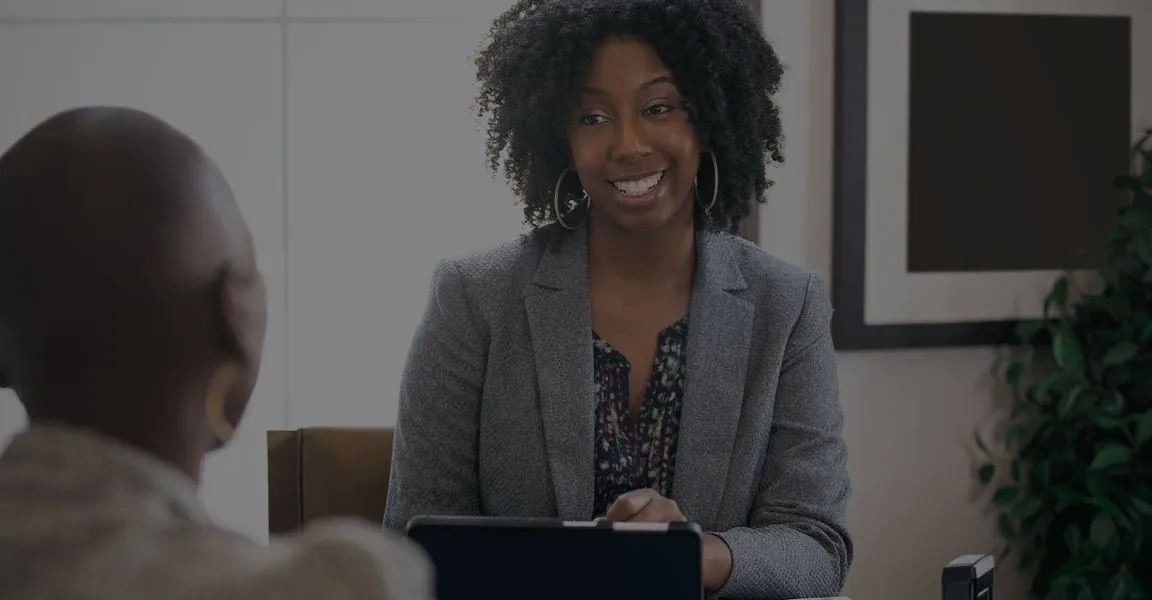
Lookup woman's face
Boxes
[566,36,701,233]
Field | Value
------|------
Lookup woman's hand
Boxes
[603,488,686,522]
[603,488,733,592]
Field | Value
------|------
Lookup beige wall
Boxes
[757,2,1030,599]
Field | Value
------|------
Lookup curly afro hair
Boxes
[473,0,785,233]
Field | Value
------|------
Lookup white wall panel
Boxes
[288,0,516,21]
[0,0,280,20]
[286,21,524,428]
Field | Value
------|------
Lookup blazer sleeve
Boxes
[383,258,487,533]
[712,272,853,599]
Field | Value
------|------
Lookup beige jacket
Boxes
[0,422,433,599]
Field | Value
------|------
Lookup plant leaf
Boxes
[1053,329,1086,374]
[1121,209,1146,232]
[1090,444,1133,470]
[1138,232,1152,266]
[1089,512,1115,548]
[1005,360,1025,385]
[1136,411,1152,447]
[1010,497,1044,520]
[1103,571,1138,600]
[1086,472,1117,507]
[1037,460,1052,486]
[977,463,995,485]
[1090,410,1130,430]
[1006,424,1037,449]
[1126,532,1147,566]
[993,486,1019,505]
[1060,385,1084,418]
[1101,342,1139,366]
[1045,277,1070,316]
[1018,546,1040,570]
[997,513,1016,538]
[1035,372,1063,404]
[1103,391,1127,414]
[1052,486,1081,510]
[1052,573,1079,596]
[1014,320,1045,344]
[1132,497,1152,516]
[1064,523,1082,554]
[1113,174,1144,192]
[973,431,989,454]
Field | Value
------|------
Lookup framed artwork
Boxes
[831,0,1152,350]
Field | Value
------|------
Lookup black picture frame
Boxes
[830,0,1134,351]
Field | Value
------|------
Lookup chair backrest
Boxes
[267,427,394,535]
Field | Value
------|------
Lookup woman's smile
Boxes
[607,169,669,210]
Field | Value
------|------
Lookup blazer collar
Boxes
[529,222,747,294]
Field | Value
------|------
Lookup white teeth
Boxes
[613,171,664,196]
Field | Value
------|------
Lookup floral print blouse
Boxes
[591,317,688,518]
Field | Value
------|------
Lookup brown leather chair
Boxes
[266,427,394,535]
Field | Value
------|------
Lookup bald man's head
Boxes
[0,107,266,443]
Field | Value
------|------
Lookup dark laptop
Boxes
[406,516,704,600]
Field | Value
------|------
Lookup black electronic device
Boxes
[942,554,995,600]
[407,516,704,600]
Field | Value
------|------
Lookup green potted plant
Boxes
[1119,127,1152,205]
[975,128,1152,600]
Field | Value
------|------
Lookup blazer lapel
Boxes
[672,232,753,529]
[523,227,595,520]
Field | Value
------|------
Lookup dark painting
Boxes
[906,12,1131,273]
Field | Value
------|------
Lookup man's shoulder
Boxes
[282,517,434,597]
[148,518,435,600]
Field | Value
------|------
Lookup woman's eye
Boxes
[645,104,675,116]
[579,113,608,126]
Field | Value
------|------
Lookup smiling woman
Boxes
[383,1,853,598]
[473,0,782,236]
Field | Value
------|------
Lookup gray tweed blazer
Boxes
[384,223,852,600]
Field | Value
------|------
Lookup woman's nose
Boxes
[610,116,652,160]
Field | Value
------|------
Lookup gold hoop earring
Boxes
[694,151,720,215]
[553,168,588,230]
[205,363,240,445]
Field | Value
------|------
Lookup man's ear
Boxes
[216,265,267,369]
